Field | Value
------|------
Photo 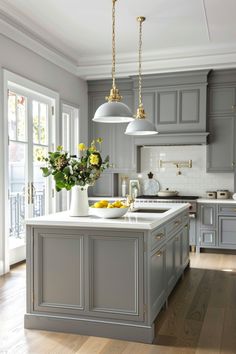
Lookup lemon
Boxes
[100,200,109,207]
[94,202,104,208]
[107,203,114,208]
[120,205,128,208]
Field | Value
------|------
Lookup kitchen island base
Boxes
[24,314,155,343]
[25,207,189,344]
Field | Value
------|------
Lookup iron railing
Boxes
[9,191,45,239]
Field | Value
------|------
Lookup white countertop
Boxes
[197,198,236,204]
[25,203,189,230]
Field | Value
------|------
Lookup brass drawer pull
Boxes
[174,220,181,225]
[155,233,164,240]
[155,251,162,257]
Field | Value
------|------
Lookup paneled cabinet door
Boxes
[182,223,189,267]
[33,228,85,315]
[200,204,216,228]
[209,87,236,115]
[150,245,166,322]
[207,116,235,172]
[174,232,182,278]
[87,232,144,322]
[166,236,175,295]
[219,217,236,249]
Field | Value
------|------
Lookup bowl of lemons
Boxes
[90,200,129,219]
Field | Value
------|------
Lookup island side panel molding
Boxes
[87,232,144,322]
[33,228,85,315]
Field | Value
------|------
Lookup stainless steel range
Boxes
[134,195,198,216]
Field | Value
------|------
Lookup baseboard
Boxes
[24,313,154,344]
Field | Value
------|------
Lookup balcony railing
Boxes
[9,191,45,239]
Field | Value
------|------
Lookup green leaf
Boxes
[54,171,64,181]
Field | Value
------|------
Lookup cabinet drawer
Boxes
[166,215,183,236]
[151,227,166,250]
[200,230,217,247]
[218,205,236,215]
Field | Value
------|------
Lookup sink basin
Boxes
[134,208,169,213]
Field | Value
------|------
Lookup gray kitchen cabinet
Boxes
[150,244,166,322]
[208,86,236,115]
[174,232,182,278]
[89,173,118,197]
[165,235,175,296]
[207,116,235,172]
[200,204,216,228]
[207,70,236,172]
[199,230,217,247]
[33,228,85,315]
[182,223,190,267]
[197,203,217,251]
[133,70,209,134]
[87,232,144,321]
[197,202,236,252]
[218,217,236,249]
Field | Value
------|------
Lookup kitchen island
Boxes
[24,203,189,344]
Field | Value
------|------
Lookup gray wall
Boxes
[0,34,88,273]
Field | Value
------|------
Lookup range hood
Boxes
[134,132,209,146]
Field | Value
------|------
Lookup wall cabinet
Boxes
[207,70,236,172]
[133,71,209,134]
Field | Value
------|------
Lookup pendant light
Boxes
[125,17,158,135]
[93,0,133,123]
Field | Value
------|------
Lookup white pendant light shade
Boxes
[93,101,133,123]
[125,118,158,135]
[92,0,133,124]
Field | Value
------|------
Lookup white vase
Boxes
[69,185,89,217]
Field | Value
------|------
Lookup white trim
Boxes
[1,9,236,80]
[0,11,77,75]
[1,69,60,272]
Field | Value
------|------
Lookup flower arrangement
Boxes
[40,138,110,191]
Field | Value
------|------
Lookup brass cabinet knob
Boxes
[155,251,162,257]
[155,233,164,240]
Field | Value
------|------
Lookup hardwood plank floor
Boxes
[0,253,236,354]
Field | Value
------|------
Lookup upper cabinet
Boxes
[133,70,209,133]
[207,70,236,172]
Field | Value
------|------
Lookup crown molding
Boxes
[1,6,236,80]
[77,46,236,80]
[0,10,78,75]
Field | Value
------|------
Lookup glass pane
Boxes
[8,91,16,140]
[40,103,48,145]
[33,101,39,144]
[33,145,48,217]
[9,142,26,248]
[16,94,26,141]
[62,112,70,151]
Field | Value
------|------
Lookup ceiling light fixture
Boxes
[93,0,133,123]
[125,17,158,136]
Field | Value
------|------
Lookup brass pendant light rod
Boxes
[106,0,122,102]
[136,16,146,119]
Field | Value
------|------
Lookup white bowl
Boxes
[89,207,129,219]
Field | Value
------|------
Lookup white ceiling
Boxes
[0,0,236,79]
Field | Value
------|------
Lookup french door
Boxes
[8,88,54,265]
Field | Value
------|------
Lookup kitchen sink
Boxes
[134,208,169,213]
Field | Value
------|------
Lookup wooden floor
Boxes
[0,253,236,354]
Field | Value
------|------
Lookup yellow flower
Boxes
[97,138,103,144]
[57,145,63,151]
[78,143,86,151]
[90,153,99,165]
